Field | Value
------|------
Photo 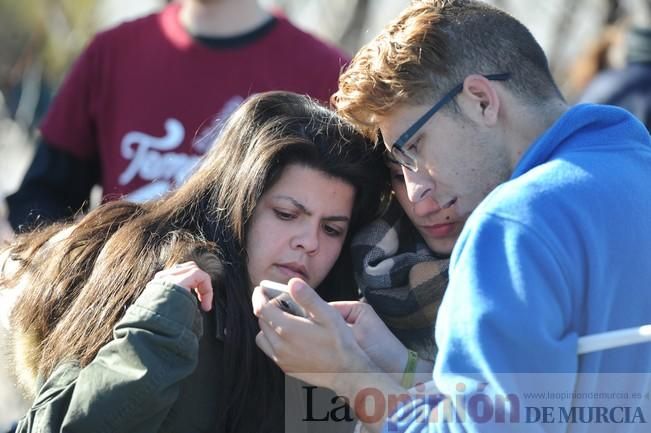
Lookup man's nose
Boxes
[404,166,436,203]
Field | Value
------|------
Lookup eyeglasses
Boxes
[389,73,511,171]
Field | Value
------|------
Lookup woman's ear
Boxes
[461,74,501,127]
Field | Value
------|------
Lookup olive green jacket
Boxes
[15,282,233,433]
[14,281,355,433]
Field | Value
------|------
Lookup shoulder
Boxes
[459,164,593,270]
[99,9,161,37]
[83,9,162,54]
[475,160,588,227]
[271,15,349,62]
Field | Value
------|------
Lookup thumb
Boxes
[288,278,337,324]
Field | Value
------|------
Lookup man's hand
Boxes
[330,301,410,378]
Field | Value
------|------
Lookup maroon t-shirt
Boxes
[40,3,348,201]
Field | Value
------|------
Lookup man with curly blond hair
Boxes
[254,1,651,432]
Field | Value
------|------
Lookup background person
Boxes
[6,0,349,232]
[579,0,651,131]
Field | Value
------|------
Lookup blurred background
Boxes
[0,0,636,208]
[0,0,642,428]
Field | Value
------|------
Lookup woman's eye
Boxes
[323,224,343,237]
[273,209,295,220]
[391,172,405,183]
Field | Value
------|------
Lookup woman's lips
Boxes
[275,264,308,280]
[422,221,458,238]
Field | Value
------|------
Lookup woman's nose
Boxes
[290,224,320,255]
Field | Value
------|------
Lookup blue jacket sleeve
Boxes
[384,213,578,433]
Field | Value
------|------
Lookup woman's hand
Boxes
[253,279,414,430]
[252,278,375,389]
[150,261,213,311]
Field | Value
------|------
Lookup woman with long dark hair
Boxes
[2,91,389,432]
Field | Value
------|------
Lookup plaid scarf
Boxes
[351,199,449,361]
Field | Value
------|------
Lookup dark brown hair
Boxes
[3,91,390,430]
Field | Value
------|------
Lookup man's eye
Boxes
[406,136,422,154]
[273,209,295,220]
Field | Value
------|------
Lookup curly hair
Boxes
[333,0,563,141]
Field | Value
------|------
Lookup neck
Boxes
[505,98,568,172]
[179,0,271,37]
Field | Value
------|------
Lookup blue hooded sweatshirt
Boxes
[383,104,651,433]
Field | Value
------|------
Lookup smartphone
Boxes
[259,280,307,318]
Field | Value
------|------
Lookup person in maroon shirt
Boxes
[6,0,349,232]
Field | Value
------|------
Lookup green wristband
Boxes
[400,349,418,388]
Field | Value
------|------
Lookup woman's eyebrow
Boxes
[272,195,350,222]
[273,196,311,215]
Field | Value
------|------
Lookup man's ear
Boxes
[460,74,500,126]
